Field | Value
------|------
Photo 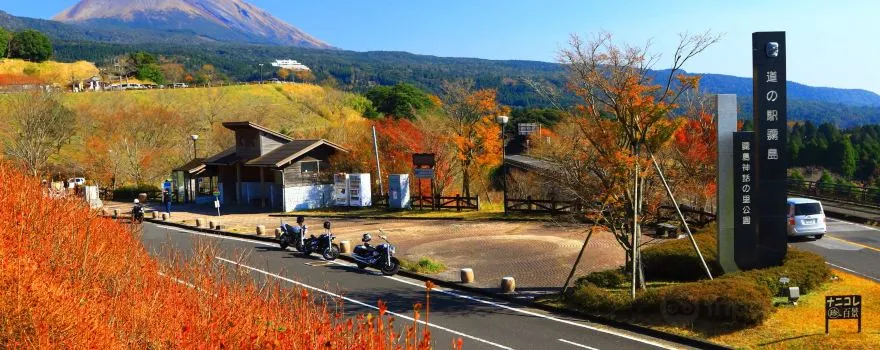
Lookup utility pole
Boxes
[259,64,264,84]
[372,125,384,195]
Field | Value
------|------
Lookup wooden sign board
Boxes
[412,153,436,167]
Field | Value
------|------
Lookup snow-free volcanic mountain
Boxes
[53,0,332,49]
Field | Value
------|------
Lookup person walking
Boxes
[162,189,173,217]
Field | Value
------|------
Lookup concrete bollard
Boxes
[460,268,475,284]
[256,225,266,235]
[339,240,352,254]
[500,276,516,293]
[112,209,119,219]
[209,220,220,230]
[161,212,169,221]
[152,211,160,219]
[274,227,283,238]
[196,218,205,228]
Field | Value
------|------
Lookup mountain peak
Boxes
[53,0,332,49]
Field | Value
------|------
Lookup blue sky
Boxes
[4,0,879,93]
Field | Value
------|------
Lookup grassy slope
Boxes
[0,82,369,185]
[0,58,99,85]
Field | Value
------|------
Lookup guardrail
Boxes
[787,180,880,207]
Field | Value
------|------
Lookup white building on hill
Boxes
[270,59,311,71]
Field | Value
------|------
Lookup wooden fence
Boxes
[504,196,581,215]
[411,194,480,211]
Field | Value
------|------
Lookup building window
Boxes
[301,161,319,174]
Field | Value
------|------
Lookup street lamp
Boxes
[258,64,264,84]
[496,115,509,215]
[191,134,199,159]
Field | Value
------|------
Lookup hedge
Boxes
[112,184,162,201]
[653,278,772,326]
[566,229,830,328]
[575,269,626,289]
[641,231,723,281]
[726,249,830,296]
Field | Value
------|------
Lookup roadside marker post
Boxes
[213,190,221,217]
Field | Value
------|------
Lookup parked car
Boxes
[172,83,189,88]
[68,177,86,187]
[786,197,826,239]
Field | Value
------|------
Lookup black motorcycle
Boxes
[278,216,307,252]
[131,204,144,223]
[352,230,401,276]
[302,221,340,260]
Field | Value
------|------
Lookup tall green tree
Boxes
[8,30,53,62]
[0,28,11,58]
[136,63,166,85]
[365,83,435,120]
[840,137,857,179]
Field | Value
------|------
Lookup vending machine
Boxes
[388,174,410,209]
[348,173,372,207]
[333,173,349,206]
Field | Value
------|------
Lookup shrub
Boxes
[113,184,162,201]
[652,278,772,327]
[642,232,723,281]
[567,283,630,313]
[576,269,626,288]
[402,257,447,274]
[22,66,39,76]
[729,249,830,296]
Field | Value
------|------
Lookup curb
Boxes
[270,213,584,223]
[143,218,729,350]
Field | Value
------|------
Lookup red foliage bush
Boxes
[0,74,44,85]
[0,165,453,349]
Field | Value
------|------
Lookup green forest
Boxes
[789,121,880,186]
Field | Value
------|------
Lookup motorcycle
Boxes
[352,229,401,276]
[302,221,340,260]
[278,216,307,252]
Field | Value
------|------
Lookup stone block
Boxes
[460,268,475,284]
[339,240,352,254]
[501,276,516,293]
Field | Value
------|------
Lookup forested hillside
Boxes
[4,10,880,128]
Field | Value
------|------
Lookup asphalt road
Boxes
[140,222,693,350]
[789,218,880,283]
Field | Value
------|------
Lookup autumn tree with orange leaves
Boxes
[669,95,718,210]
[547,32,720,298]
[440,80,505,199]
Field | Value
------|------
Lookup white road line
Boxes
[825,262,880,283]
[157,224,278,247]
[215,256,514,350]
[826,218,880,232]
[380,274,673,349]
[559,338,600,350]
[156,223,672,350]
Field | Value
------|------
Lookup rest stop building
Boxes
[171,121,348,212]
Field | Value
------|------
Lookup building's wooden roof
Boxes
[222,121,293,142]
[246,139,348,167]
[172,158,206,173]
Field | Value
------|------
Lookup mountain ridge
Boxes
[51,0,331,49]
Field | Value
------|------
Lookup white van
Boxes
[67,177,86,188]
[786,198,826,239]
